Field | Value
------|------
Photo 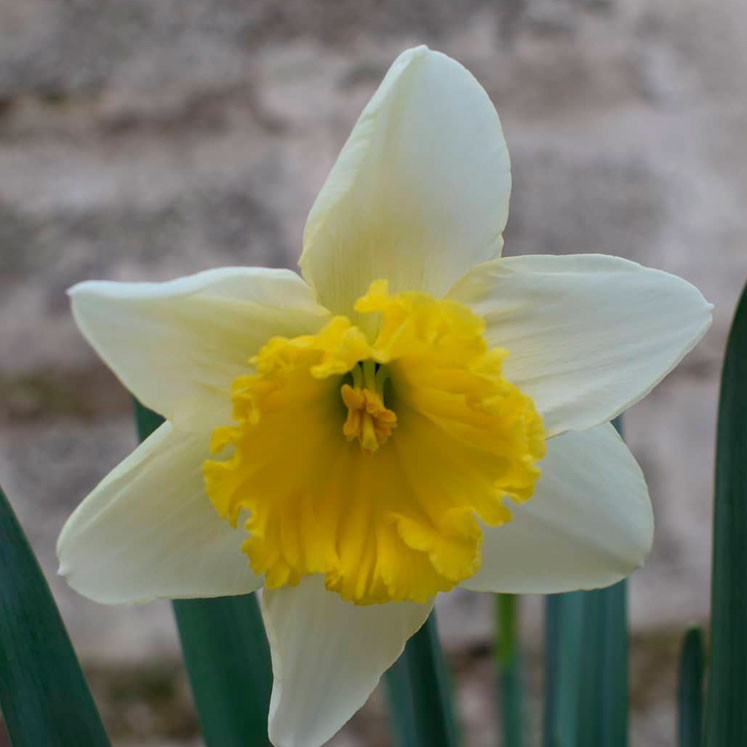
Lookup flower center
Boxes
[202,281,546,605]
[341,361,397,453]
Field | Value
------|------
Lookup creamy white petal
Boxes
[300,46,511,323]
[70,267,330,430]
[57,422,260,604]
[261,575,432,747]
[448,254,712,435]
[461,424,653,594]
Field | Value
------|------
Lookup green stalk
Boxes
[678,627,704,747]
[384,612,460,747]
[704,281,747,746]
[580,581,628,747]
[544,583,628,747]
[544,417,628,747]
[0,484,110,746]
[544,591,585,747]
[171,596,272,746]
[495,594,524,747]
[133,400,273,746]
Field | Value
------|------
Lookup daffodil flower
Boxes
[57,46,712,747]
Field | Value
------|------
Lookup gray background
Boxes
[1,0,746,744]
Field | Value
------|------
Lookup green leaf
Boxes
[544,591,585,747]
[495,594,524,747]
[133,399,273,747]
[678,627,704,747]
[579,580,628,747]
[132,399,164,444]
[544,417,628,747]
[544,582,628,747]
[0,484,110,746]
[384,612,460,747]
[172,597,272,746]
[705,282,747,746]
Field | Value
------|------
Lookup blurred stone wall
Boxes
[1,0,746,745]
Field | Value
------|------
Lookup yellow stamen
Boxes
[341,381,397,453]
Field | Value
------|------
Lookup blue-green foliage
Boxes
[678,627,704,747]
[704,282,747,746]
[544,581,627,747]
[384,612,460,747]
[0,484,110,746]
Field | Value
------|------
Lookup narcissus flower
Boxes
[58,46,711,747]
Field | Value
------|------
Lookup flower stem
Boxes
[495,593,524,747]
[544,417,628,747]
[678,627,704,747]
[384,611,460,747]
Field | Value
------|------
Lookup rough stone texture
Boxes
[2,0,747,744]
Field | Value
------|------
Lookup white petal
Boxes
[300,46,511,321]
[448,254,712,435]
[461,424,653,594]
[70,267,329,430]
[57,422,260,604]
[261,575,432,747]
